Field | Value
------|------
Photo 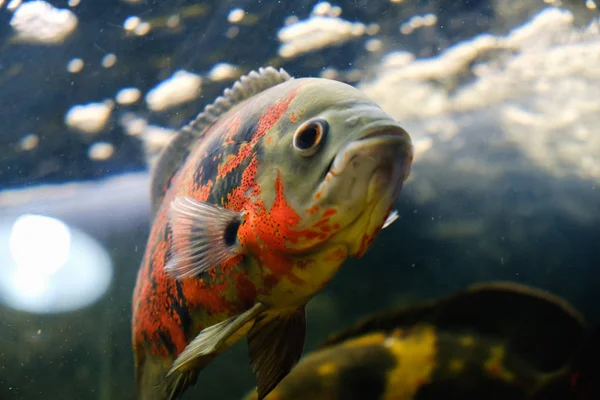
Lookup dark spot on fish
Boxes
[418,333,528,399]
[224,218,241,247]
[174,280,192,339]
[235,111,261,143]
[195,139,221,185]
[158,329,177,356]
[334,344,396,400]
[209,153,253,206]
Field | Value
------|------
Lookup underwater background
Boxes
[0,0,599,399]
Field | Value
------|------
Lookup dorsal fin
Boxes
[149,66,293,216]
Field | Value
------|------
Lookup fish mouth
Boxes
[314,123,412,256]
[327,125,413,180]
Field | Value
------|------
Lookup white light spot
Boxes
[115,87,141,105]
[208,63,240,81]
[365,38,383,52]
[101,53,117,68]
[423,13,438,26]
[366,23,380,36]
[0,215,113,314]
[68,0,79,7]
[88,142,114,161]
[9,215,71,277]
[65,100,113,134]
[330,6,342,17]
[400,13,437,35]
[312,2,331,16]
[320,67,339,80]
[119,112,147,136]
[278,15,366,58]
[145,70,202,112]
[228,8,245,23]
[284,15,299,26]
[134,21,150,36]
[123,16,140,31]
[7,0,22,11]
[10,1,78,45]
[19,133,39,151]
[67,57,84,73]
[136,124,178,165]
[225,26,239,39]
[166,14,180,28]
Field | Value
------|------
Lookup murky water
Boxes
[0,1,598,399]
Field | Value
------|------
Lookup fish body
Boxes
[131,67,413,399]
[242,282,587,400]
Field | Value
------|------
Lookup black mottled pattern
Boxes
[274,344,396,400]
[334,345,397,400]
[193,106,262,201]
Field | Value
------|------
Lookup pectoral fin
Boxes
[168,302,265,377]
[247,307,306,400]
[165,196,245,279]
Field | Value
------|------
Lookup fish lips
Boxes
[329,124,413,183]
[316,124,413,214]
[314,124,412,257]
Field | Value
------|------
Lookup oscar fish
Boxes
[242,282,587,400]
[131,67,414,399]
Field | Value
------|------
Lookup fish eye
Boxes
[293,118,328,157]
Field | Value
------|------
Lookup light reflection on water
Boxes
[0,214,113,314]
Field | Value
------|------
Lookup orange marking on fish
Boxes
[227,162,308,281]
[487,363,501,376]
[221,255,243,276]
[289,113,298,123]
[260,251,302,284]
[267,171,328,247]
[191,179,213,202]
[305,205,319,214]
[324,248,346,263]
[313,218,330,228]
[181,279,231,315]
[235,270,257,304]
[356,233,374,258]
[323,209,336,217]
[217,88,298,180]
[133,239,188,357]
[227,156,261,213]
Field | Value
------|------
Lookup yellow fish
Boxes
[243,282,587,400]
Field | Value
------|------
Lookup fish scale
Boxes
[132,67,413,400]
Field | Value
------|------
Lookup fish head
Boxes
[254,77,413,258]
